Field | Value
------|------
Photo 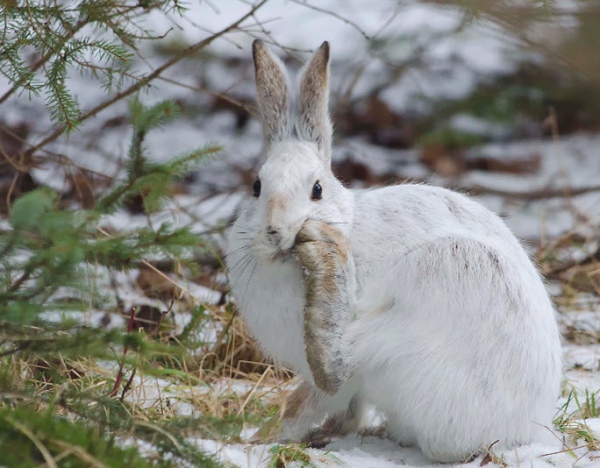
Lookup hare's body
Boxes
[226,41,562,463]
[350,186,561,461]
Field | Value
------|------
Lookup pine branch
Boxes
[0,10,90,106]
[22,0,268,157]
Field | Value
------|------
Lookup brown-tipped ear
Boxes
[252,40,291,145]
[297,41,332,160]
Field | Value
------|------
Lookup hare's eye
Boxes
[253,178,261,198]
[311,181,322,200]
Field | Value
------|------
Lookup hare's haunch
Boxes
[226,40,562,463]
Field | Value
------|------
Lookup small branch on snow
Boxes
[459,183,600,201]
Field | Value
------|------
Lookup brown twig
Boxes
[480,440,500,466]
[461,183,600,201]
[109,306,136,398]
[544,247,600,278]
[156,75,257,118]
[289,0,370,39]
[0,341,31,357]
[119,367,137,403]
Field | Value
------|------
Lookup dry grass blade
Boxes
[133,420,184,453]
[237,366,272,415]
[4,416,59,468]
[50,440,107,468]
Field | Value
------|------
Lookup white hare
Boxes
[226,40,562,463]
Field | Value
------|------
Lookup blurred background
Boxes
[5,1,600,240]
[2,1,600,466]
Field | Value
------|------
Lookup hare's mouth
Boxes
[272,247,291,262]
[252,239,292,263]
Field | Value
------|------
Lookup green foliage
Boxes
[0,100,213,327]
[268,444,316,468]
[0,405,153,467]
[0,0,184,131]
[417,60,600,142]
[0,97,220,465]
[0,402,226,467]
[553,388,600,454]
[99,98,220,213]
[418,127,483,150]
[572,389,600,420]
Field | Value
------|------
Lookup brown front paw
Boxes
[294,219,326,245]
[294,220,351,273]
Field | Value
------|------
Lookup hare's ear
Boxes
[297,41,332,160]
[253,40,291,145]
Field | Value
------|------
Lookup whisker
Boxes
[230,255,256,293]
[240,260,258,307]
[226,253,253,278]
[223,244,252,259]
[231,236,254,242]
[231,254,255,280]
[233,223,259,233]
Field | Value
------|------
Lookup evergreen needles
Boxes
[0,97,222,466]
[0,1,190,131]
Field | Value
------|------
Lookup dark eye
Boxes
[253,178,261,198]
[311,181,322,200]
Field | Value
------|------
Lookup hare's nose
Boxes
[266,226,285,245]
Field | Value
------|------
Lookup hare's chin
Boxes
[252,242,292,263]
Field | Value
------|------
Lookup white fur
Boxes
[226,41,562,463]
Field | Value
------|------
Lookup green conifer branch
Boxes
[22,0,268,156]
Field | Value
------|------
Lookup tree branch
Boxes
[23,0,268,157]
[461,183,600,201]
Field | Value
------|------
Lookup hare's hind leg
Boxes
[351,237,561,462]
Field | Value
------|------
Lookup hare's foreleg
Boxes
[294,220,356,395]
[249,220,360,446]
[249,380,362,444]
[304,393,365,448]
[278,380,364,446]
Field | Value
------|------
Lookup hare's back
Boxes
[350,183,540,298]
[352,184,524,259]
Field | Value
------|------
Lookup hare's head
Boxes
[246,40,352,262]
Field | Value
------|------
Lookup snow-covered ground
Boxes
[195,435,600,468]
